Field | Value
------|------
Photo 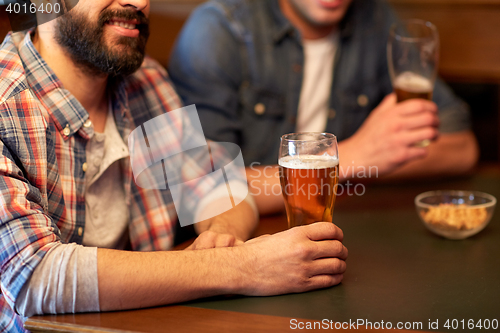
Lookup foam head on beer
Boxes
[279,155,339,228]
[393,71,433,102]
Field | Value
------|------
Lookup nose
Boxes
[117,0,149,13]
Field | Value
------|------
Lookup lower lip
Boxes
[106,23,140,38]
[316,0,342,9]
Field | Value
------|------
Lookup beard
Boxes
[55,8,150,78]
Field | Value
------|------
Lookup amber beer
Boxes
[394,71,433,102]
[279,155,339,228]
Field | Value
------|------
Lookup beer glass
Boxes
[388,19,439,147]
[279,133,339,228]
[388,19,439,103]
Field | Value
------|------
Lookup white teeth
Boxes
[109,21,136,30]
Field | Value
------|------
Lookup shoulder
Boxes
[196,0,256,19]
[345,0,397,36]
[130,56,169,83]
[124,57,182,117]
[186,0,269,39]
[0,33,46,134]
[0,33,30,105]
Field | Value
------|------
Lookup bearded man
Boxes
[0,1,348,331]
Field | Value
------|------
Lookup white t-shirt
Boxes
[296,32,339,133]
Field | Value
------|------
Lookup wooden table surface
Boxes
[25,169,500,332]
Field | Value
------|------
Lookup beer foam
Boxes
[278,155,339,169]
[394,72,432,93]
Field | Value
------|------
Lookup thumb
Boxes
[375,93,397,113]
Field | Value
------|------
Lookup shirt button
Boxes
[93,157,101,166]
[292,64,302,73]
[95,134,105,143]
[328,108,337,119]
[62,125,71,136]
[254,103,266,115]
[82,162,88,172]
[357,94,369,107]
[83,119,92,128]
[289,116,297,125]
[93,212,99,220]
[77,227,83,236]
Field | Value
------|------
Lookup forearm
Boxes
[382,131,479,180]
[246,165,285,215]
[98,222,348,311]
[194,198,258,241]
[97,246,244,311]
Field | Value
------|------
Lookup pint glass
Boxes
[279,133,339,228]
[387,19,439,103]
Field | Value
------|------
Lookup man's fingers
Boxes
[310,258,347,276]
[304,274,344,291]
[404,127,439,146]
[187,231,240,250]
[377,93,397,111]
[313,240,348,260]
[401,112,439,131]
[397,99,438,116]
[215,234,237,248]
[302,222,344,242]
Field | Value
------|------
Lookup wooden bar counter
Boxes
[26,168,500,332]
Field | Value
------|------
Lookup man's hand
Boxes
[187,198,257,250]
[340,93,439,178]
[235,222,348,296]
[98,222,346,311]
[186,229,244,250]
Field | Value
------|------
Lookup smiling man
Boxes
[0,1,348,331]
[169,0,479,214]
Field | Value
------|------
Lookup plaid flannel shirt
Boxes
[0,31,225,331]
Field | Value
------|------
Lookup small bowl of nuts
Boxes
[415,190,496,240]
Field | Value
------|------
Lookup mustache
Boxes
[98,9,149,28]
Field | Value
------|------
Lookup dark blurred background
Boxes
[2,0,499,162]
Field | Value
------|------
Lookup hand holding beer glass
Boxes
[388,19,439,147]
[279,133,339,228]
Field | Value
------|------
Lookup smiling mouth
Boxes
[106,18,139,30]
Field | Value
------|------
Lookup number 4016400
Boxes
[6,2,61,14]
[443,319,498,330]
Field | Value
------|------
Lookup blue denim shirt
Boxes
[168,0,470,166]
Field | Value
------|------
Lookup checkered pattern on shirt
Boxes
[0,31,226,332]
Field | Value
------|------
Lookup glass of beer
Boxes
[388,19,439,147]
[278,133,339,228]
[388,19,439,102]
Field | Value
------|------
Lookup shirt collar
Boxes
[268,0,296,43]
[16,31,89,139]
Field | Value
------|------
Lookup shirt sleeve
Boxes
[0,90,61,314]
[15,243,99,317]
[168,3,244,146]
[433,77,472,133]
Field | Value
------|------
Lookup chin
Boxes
[313,0,352,24]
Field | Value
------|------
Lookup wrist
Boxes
[214,246,251,295]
